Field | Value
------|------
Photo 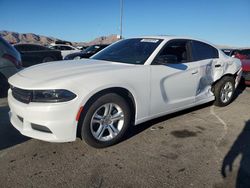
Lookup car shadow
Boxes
[233,81,246,101]
[221,120,250,188]
[0,105,29,151]
[123,101,213,142]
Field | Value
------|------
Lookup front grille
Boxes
[11,86,32,104]
[243,72,250,81]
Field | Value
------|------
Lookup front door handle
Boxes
[192,70,198,75]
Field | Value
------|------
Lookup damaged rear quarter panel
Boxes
[212,54,241,82]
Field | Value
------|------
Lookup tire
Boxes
[73,56,81,60]
[80,93,131,148]
[42,57,54,63]
[0,74,9,98]
[213,76,235,107]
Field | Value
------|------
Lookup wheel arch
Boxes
[211,73,236,93]
[76,87,137,138]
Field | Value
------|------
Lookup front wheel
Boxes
[213,76,235,107]
[80,93,131,148]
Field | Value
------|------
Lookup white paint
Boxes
[8,36,241,143]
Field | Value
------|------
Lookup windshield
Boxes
[92,38,163,65]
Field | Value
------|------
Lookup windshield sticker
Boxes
[140,39,159,43]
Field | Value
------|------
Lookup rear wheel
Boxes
[80,93,131,148]
[213,76,235,107]
[42,57,54,63]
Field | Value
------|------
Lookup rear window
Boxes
[192,41,219,61]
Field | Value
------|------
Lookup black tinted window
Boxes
[92,38,162,65]
[60,46,73,50]
[14,44,45,51]
[157,40,190,63]
[239,49,250,56]
[192,41,219,61]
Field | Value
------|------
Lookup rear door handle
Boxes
[215,64,221,68]
[192,70,198,75]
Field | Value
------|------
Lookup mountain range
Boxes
[0,30,246,49]
[0,31,119,46]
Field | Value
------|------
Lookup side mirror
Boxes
[154,55,178,65]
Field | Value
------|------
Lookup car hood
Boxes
[9,59,135,88]
[241,59,250,71]
[19,59,134,79]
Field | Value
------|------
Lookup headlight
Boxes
[32,89,76,103]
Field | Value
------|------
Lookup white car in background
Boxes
[49,44,80,58]
[8,36,242,148]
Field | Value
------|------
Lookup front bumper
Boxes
[8,90,79,142]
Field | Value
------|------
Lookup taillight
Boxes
[2,53,22,69]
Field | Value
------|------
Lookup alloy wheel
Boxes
[220,81,233,103]
[90,103,124,141]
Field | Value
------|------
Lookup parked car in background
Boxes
[221,49,233,56]
[0,37,22,97]
[49,44,80,58]
[55,40,72,45]
[64,44,109,60]
[14,44,62,67]
[76,46,88,51]
[8,36,242,148]
[231,49,250,85]
[232,49,250,59]
[241,59,250,85]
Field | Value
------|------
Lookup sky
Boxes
[0,0,250,47]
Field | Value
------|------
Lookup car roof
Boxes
[130,35,218,48]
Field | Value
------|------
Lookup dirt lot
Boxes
[0,86,250,188]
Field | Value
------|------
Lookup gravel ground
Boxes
[0,86,249,188]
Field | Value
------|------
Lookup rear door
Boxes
[190,40,219,102]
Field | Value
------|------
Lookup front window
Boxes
[92,38,163,65]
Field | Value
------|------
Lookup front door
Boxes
[150,39,200,116]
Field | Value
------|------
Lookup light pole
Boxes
[119,0,123,39]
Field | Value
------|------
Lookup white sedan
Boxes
[8,36,242,148]
[49,44,81,58]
